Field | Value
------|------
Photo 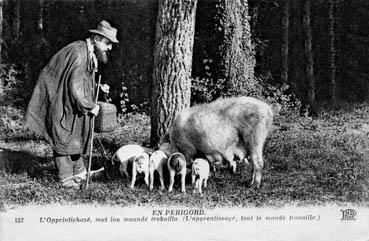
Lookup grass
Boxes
[1,103,369,208]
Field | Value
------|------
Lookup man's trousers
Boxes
[54,152,86,182]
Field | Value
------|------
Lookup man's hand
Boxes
[100,84,110,94]
[90,104,100,116]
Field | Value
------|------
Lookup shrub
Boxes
[118,83,150,115]
[119,85,130,114]
[0,105,26,138]
[0,64,24,106]
[260,81,301,112]
[191,77,216,104]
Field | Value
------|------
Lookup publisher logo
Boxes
[340,209,357,221]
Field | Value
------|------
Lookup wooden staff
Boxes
[85,74,101,189]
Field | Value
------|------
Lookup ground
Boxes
[0,104,369,209]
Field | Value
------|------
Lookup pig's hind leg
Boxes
[247,124,268,189]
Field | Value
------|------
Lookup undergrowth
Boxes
[1,103,369,208]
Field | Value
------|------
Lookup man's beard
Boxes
[94,45,109,64]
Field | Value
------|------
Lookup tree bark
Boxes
[219,0,255,94]
[150,0,198,147]
[302,0,315,109]
[281,0,289,84]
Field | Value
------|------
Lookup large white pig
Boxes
[169,96,280,188]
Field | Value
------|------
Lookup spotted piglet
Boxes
[111,144,150,190]
[167,152,187,193]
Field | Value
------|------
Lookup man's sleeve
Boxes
[68,54,96,114]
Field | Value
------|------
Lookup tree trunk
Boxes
[150,0,198,147]
[302,0,315,110]
[281,0,289,84]
[0,0,3,63]
[328,0,338,103]
[0,0,3,96]
[219,0,255,95]
[289,0,304,100]
[38,0,44,32]
[13,0,20,40]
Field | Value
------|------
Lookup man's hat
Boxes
[89,20,119,43]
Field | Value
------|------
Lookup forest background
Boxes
[1,0,367,112]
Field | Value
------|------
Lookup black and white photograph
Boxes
[0,0,368,240]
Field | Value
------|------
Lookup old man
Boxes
[25,20,119,188]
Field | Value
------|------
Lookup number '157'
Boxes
[15,218,24,223]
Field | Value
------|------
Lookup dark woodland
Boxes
[1,0,369,110]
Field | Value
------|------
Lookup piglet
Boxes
[111,144,150,190]
[191,158,210,195]
[149,149,168,191]
[167,152,187,193]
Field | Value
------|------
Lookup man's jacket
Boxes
[25,40,96,155]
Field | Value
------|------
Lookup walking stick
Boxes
[85,74,102,189]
